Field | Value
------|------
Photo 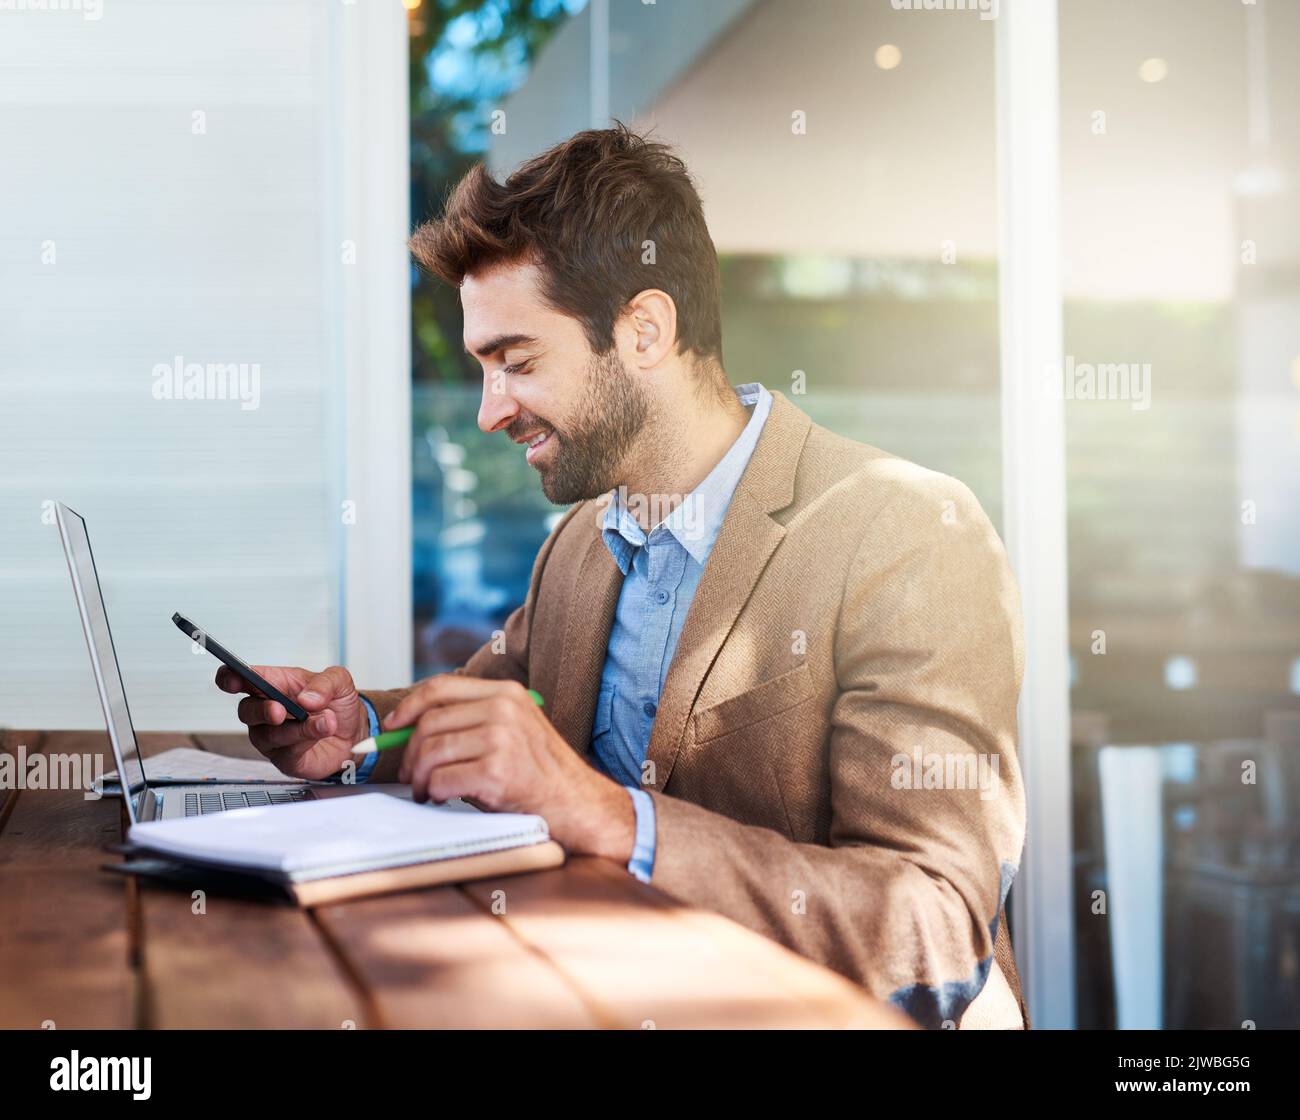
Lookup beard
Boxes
[509,348,650,505]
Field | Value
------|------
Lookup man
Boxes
[219,124,1028,1029]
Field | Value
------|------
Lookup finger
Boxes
[237,696,286,727]
[310,708,337,737]
[399,704,499,784]
[403,699,504,744]
[249,734,323,772]
[414,760,485,806]
[384,676,525,730]
[215,666,255,695]
[248,723,308,757]
[248,710,334,751]
[296,665,355,711]
[404,729,488,790]
[215,664,294,698]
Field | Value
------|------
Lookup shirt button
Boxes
[643,701,657,718]
[654,589,670,605]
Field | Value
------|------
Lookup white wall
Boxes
[0,0,411,732]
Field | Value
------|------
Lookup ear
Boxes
[620,289,678,369]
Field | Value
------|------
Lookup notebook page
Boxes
[128,793,550,873]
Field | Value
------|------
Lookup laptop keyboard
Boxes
[183,788,315,816]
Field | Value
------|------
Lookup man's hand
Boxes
[216,664,367,781]
[384,676,635,861]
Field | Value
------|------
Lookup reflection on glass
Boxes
[1063,0,1300,1028]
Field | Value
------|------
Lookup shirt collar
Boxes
[600,382,773,572]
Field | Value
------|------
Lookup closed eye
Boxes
[502,360,533,376]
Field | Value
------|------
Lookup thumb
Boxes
[296,666,354,711]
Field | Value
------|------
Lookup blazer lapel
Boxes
[547,529,624,757]
[644,392,812,789]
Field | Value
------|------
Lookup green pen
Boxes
[351,688,544,755]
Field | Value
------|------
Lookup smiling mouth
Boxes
[521,430,552,465]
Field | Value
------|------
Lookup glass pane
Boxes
[408,1,584,675]
[1061,0,1300,1028]
[409,0,1002,676]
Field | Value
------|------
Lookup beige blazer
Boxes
[367,390,1028,1029]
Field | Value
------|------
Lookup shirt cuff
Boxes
[625,785,657,883]
[349,694,382,784]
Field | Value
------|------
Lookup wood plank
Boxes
[314,887,597,1029]
[0,730,133,1029]
[564,864,910,1029]
[568,859,911,1027]
[670,903,915,1029]
[0,867,134,1030]
[137,886,365,1030]
[460,856,912,1029]
[0,729,44,835]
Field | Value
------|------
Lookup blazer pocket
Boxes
[691,662,815,745]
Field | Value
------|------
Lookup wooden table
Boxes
[0,730,911,1030]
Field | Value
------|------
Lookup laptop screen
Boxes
[55,503,149,804]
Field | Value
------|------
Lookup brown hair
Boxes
[410,123,723,368]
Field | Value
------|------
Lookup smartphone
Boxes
[172,611,310,722]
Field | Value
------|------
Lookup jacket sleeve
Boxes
[645,473,1026,1028]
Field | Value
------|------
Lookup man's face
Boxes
[462,260,649,504]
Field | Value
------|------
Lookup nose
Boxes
[477,375,519,435]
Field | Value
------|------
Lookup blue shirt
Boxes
[592,383,773,881]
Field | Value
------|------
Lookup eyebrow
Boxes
[465,333,538,359]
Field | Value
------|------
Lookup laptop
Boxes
[54,501,402,823]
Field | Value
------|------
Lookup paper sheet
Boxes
[104,746,306,786]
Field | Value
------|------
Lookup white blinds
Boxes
[0,0,410,732]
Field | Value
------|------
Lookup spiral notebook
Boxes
[123,792,565,905]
